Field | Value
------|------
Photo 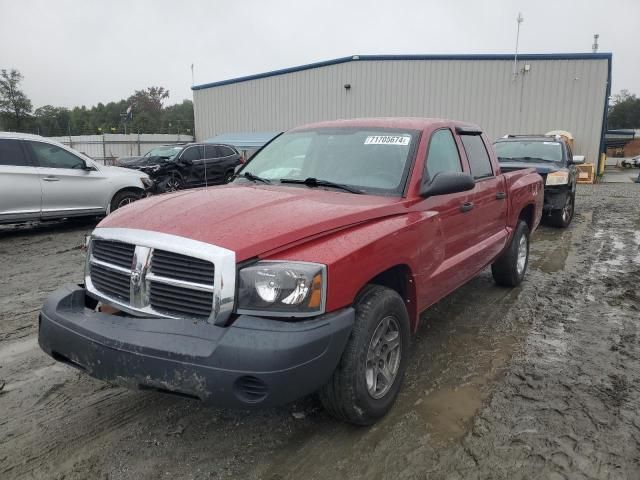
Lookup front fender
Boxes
[261,213,439,330]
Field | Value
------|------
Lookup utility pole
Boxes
[513,12,524,80]
[592,34,599,53]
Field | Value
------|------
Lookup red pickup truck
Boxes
[39,118,543,425]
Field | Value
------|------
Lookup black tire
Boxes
[491,220,530,287]
[109,190,140,212]
[547,191,574,228]
[158,175,183,193]
[319,285,410,425]
[224,170,235,184]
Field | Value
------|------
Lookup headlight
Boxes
[545,171,569,186]
[141,164,161,173]
[237,261,326,317]
[141,177,154,188]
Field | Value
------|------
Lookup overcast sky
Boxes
[1,0,638,109]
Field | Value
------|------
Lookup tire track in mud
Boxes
[429,186,640,480]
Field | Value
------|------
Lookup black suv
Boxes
[493,135,583,228]
[119,143,242,193]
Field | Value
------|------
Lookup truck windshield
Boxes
[238,128,418,195]
[494,141,563,162]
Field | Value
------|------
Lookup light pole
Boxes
[513,12,524,80]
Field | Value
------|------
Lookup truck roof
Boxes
[290,117,482,132]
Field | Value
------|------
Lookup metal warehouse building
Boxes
[192,53,612,169]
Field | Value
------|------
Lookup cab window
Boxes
[460,135,493,180]
[425,129,462,180]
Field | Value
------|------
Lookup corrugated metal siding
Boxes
[194,58,608,164]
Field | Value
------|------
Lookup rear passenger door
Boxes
[203,145,228,185]
[458,132,508,261]
[0,139,42,222]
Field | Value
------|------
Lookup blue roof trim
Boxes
[192,53,613,90]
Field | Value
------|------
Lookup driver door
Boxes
[26,140,108,218]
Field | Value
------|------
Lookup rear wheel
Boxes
[319,285,410,425]
[224,170,235,184]
[109,190,140,212]
[491,220,530,287]
[547,191,574,228]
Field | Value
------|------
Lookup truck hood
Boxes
[99,184,409,260]
[499,160,564,175]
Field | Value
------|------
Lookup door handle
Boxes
[496,191,506,200]
[460,201,475,213]
[42,176,60,182]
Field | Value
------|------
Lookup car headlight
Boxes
[546,171,569,186]
[141,164,161,173]
[237,261,326,317]
[141,177,154,188]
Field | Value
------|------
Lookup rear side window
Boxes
[0,139,30,166]
[28,141,85,169]
[425,129,462,180]
[460,135,493,179]
[219,146,236,157]
[205,145,218,158]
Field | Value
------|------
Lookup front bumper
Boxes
[38,284,354,407]
[543,186,571,211]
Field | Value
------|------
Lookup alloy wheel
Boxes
[366,316,401,399]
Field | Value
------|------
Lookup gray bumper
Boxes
[38,284,354,407]
[543,186,571,211]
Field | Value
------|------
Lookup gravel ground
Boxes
[0,183,639,479]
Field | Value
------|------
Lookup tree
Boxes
[0,69,33,129]
[608,90,640,129]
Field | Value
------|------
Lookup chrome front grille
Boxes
[151,249,215,284]
[149,282,214,318]
[85,228,236,325]
[90,263,131,302]
[92,240,135,268]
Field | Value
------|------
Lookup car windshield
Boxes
[144,146,183,160]
[237,128,418,195]
[494,141,563,162]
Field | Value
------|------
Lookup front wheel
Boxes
[109,190,140,212]
[491,220,530,287]
[158,175,183,193]
[319,285,410,425]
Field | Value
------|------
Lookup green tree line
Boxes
[608,90,640,130]
[0,69,194,136]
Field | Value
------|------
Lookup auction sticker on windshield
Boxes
[364,135,411,146]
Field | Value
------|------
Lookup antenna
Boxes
[513,12,524,80]
[592,34,599,53]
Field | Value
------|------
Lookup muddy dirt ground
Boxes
[1,184,639,480]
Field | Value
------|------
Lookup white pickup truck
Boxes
[0,132,152,224]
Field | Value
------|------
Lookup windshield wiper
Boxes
[503,156,556,163]
[241,171,271,184]
[280,177,363,194]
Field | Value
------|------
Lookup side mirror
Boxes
[572,155,585,165]
[82,161,95,171]
[420,171,475,198]
[179,157,193,166]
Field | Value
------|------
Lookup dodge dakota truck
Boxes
[39,118,543,425]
